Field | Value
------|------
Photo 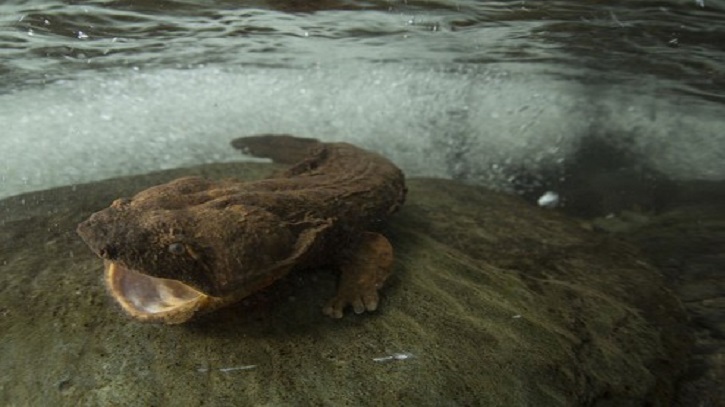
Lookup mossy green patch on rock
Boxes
[0,163,690,406]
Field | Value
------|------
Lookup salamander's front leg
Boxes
[323,231,394,319]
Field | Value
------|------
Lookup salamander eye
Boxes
[111,197,132,208]
[167,243,185,255]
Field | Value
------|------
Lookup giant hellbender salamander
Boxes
[77,134,406,324]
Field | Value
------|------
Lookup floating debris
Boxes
[373,352,414,363]
[219,365,257,373]
[537,191,559,208]
[197,364,257,373]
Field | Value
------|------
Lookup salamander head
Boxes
[77,196,296,324]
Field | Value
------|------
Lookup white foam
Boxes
[0,63,722,199]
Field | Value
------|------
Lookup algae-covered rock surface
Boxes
[627,197,725,407]
[0,163,690,406]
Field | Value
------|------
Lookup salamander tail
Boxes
[231,134,321,165]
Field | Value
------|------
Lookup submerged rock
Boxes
[625,194,725,407]
[0,163,690,406]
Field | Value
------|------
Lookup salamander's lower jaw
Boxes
[104,261,222,324]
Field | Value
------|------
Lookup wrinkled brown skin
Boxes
[77,134,406,322]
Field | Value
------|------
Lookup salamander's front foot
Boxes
[322,232,394,319]
[323,287,380,319]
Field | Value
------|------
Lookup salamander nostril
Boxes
[99,245,118,259]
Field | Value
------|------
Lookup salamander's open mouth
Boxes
[105,261,215,324]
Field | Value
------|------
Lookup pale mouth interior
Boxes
[105,261,209,322]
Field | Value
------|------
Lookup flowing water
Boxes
[1,1,725,405]
[1,0,723,199]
